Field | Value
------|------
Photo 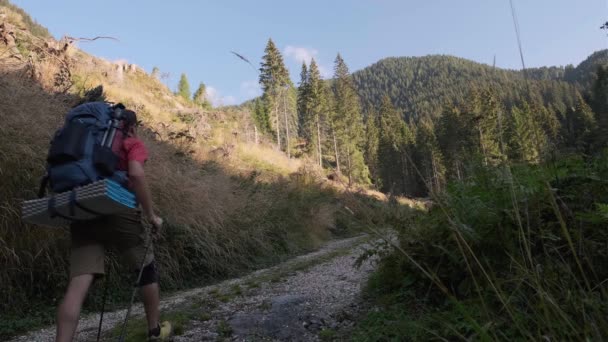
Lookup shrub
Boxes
[357,156,608,340]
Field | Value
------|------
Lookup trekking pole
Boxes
[96,268,110,342]
[117,239,153,342]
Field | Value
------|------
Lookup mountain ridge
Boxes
[351,50,608,120]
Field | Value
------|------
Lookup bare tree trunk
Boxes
[275,100,281,151]
[282,88,290,158]
[431,153,438,194]
[316,118,322,167]
[254,125,259,144]
[401,152,408,195]
[346,144,352,186]
[332,127,340,174]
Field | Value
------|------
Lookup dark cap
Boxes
[122,109,138,131]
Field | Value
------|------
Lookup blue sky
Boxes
[12,0,608,106]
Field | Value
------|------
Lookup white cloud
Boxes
[284,45,332,78]
[318,65,332,79]
[284,45,319,65]
[240,80,262,98]
[205,86,237,107]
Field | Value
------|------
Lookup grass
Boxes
[109,311,189,342]
[259,300,272,311]
[319,328,337,341]
[217,320,233,338]
[353,155,608,340]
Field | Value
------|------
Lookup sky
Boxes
[12,0,608,106]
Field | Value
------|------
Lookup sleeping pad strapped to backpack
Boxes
[44,102,130,194]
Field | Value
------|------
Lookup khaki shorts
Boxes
[69,209,154,278]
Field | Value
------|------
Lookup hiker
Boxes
[55,109,172,341]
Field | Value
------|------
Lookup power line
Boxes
[509,0,527,76]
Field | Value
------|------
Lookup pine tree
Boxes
[463,89,504,165]
[591,66,608,150]
[415,118,446,194]
[331,53,369,184]
[193,82,209,108]
[279,85,298,158]
[378,95,413,194]
[563,92,596,153]
[437,105,471,180]
[253,98,271,133]
[259,38,291,151]
[304,59,328,167]
[297,62,310,138]
[151,66,160,79]
[177,73,191,101]
[324,85,339,172]
[509,102,546,164]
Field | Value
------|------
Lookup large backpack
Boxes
[40,102,129,196]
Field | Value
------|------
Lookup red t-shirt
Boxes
[111,131,148,171]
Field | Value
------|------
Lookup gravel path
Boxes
[10,234,378,342]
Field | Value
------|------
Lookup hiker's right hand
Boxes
[150,215,163,238]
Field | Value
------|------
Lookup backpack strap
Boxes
[38,174,49,199]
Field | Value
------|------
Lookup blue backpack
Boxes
[40,102,130,196]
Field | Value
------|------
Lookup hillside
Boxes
[351,51,608,120]
[0,4,388,339]
[564,49,608,90]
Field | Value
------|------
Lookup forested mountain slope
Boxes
[564,49,608,90]
[352,51,608,121]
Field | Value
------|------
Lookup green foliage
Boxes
[258,38,293,151]
[109,309,192,341]
[252,97,271,133]
[562,92,596,153]
[177,73,191,101]
[508,101,547,163]
[377,95,417,194]
[363,108,380,183]
[297,62,310,138]
[356,154,608,340]
[413,118,446,194]
[352,54,584,122]
[319,328,337,341]
[217,320,233,337]
[564,50,608,91]
[151,66,160,79]
[331,53,369,184]
[591,65,608,150]
[193,82,210,108]
[300,59,329,166]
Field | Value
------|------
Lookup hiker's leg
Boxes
[112,210,160,330]
[56,274,94,342]
[60,221,105,341]
[141,281,161,329]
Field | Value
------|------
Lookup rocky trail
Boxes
[11,235,379,341]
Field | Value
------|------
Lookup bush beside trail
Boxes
[354,156,608,340]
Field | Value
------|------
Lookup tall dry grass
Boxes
[0,56,355,339]
[352,153,608,340]
[0,10,387,337]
